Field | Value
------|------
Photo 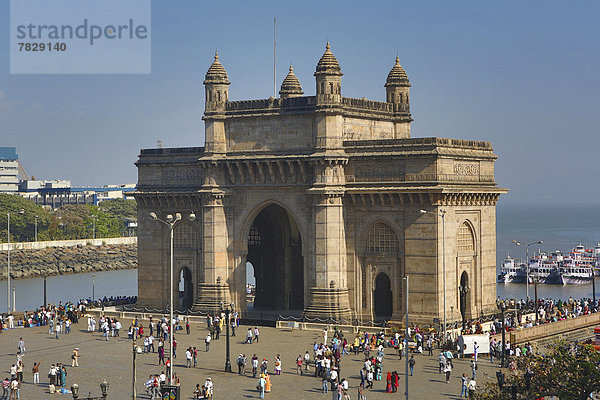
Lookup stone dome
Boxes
[385,56,410,87]
[204,52,230,85]
[315,42,342,76]
[279,65,304,98]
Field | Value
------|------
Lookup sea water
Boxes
[496,202,600,300]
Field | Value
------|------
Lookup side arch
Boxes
[359,219,403,321]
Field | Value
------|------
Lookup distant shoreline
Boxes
[0,243,137,281]
[0,264,138,282]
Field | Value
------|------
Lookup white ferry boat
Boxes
[498,247,594,285]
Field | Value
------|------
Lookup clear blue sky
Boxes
[1,0,599,203]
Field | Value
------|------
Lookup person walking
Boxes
[205,333,211,352]
[17,338,25,354]
[358,383,366,400]
[71,349,79,367]
[246,328,253,344]
[185,318,190,335]
[252,355,259,378]
[427,337,433,356]
[438,352,446,374]
[444,362,452,383]
[471,359,477,380]
[193,347,198,368]
[253,327,260,343]
[32,362,40,384]
[55,321,61,339]
[304,351,310,372]
[9,378,18,400]
[408,355,415,376]
[185,348,192,368]
[274,355,282,375]
[2,377,9,399]
[158,344,165,365]
[296,355,303,375]
[460,373,468,398]
[467,378,476,399]
[366,369,374,389]
[257,374,266,399]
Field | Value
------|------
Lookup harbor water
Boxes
[1,203,599,311]
[0,269,137,311]
[496,202,600,300]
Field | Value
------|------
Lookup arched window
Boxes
[366,222,399,253]
[175,222,196,249]
[457,222,475,253]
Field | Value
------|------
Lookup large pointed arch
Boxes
[242,202,304,311]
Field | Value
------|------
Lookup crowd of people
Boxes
[2,294,599,399]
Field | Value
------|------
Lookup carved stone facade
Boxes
[133,44,507,323]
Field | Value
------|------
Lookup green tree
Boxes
[0,194,52,242]
[476,341,600,400]
[99,198,137,221]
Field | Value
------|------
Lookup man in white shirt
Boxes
[185,349,193,368]
[204,378,213,396]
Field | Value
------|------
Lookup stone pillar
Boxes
[194,192,230,312]
[304,192,352,320]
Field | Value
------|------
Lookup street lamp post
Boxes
[150,211,196,385]
[512,240,543,303]
[420,209,447,345]
[221,302,235,373]
[92,274,95,303]
[6,209,24,313]
[34,215,38,242]
[496,299,506,368]
[6,212,10,314]
[404,275,409,400]
[92,215,97,240]
[450,306,454,340]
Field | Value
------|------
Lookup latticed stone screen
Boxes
[457,222,475,252]
[366,223,399,253]
[175,222,196,249]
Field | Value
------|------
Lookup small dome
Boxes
[204,52,230,85]
[279,65,304,98]
[385,56,410,87]
[315,42,342,76]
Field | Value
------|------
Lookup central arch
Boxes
[374,272,393,319]
[246,204,304,311]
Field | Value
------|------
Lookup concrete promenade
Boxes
[0,318,504,400]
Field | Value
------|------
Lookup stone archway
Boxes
[178,267,193,310]
[246,204,304,311]
[374,272,393,319]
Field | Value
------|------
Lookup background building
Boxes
[0,147,19,193]
[134,44,507,323]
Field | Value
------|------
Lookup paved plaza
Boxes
[0,318,502,399]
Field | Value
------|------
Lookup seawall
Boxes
[0,240,137,280]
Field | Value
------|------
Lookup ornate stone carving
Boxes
[162,168,203,185]
[453,162,479,176]
[354,161,405,182]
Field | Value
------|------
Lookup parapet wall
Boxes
[0,237,137,251]
[491,313,600,346]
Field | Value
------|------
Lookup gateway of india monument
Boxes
[132,43,507,324]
